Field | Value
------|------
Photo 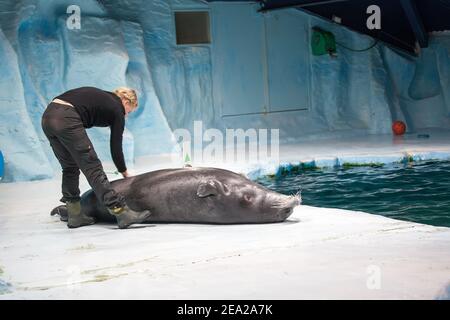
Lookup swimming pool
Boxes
[256,160,450,228]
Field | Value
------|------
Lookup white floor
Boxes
[1,130,450,299]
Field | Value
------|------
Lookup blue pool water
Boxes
[256,161,450,228]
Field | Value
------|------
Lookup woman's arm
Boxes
[110,113,127,174]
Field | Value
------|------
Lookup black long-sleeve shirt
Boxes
[56,87,127,173]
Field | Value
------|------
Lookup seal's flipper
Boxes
[51,205,69,222]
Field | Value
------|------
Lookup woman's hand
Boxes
[121,170,132,178]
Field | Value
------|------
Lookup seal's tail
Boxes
[50,205,69,222]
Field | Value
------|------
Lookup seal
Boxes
[51,167,301,224]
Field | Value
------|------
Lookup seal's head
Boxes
[196,171,301,223]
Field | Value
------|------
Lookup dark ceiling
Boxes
[206,0,450,55]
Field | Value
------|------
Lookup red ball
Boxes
[392,121,406,135]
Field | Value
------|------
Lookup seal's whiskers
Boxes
[269,194,301,208]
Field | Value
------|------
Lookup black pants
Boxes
[41,102,124,209]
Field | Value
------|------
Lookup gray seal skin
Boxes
[51,167,301,224]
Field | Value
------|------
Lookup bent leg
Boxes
[56,122,124,209]
[42,111,95,227]
[44,133,81,203]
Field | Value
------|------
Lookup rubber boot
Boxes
[108,205,152,229]
[67,200,95,228]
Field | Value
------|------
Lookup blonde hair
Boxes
[113,87,138,108]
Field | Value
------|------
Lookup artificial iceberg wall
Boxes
[0,0,449,182]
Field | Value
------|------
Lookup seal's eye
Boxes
[240,193,253,207]
[239,194,252,207]
[239,190,255,207]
